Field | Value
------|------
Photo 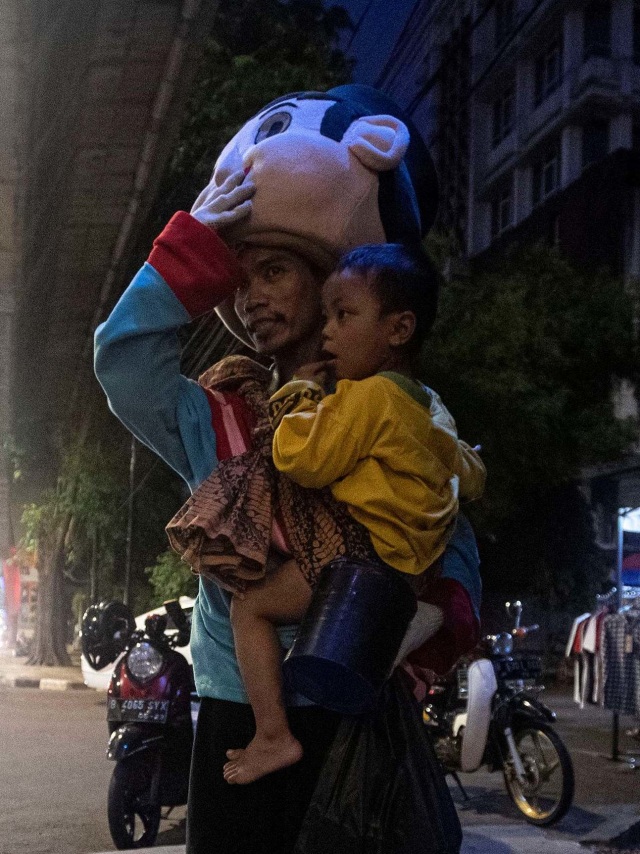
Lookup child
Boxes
[221,242,485,785]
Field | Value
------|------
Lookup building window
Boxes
[534,37,563,106]
[582,119,609,168]
[634,1,640,65]
[496,0,515,47]
[583,0,612,60]
[491,183,513,238]
[491,83,515,147]
[532,142,561,206]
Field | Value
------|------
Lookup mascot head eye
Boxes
[254,111,292,143]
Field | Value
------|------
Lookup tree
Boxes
[20,442,127,665]
[422,243,639,602]
[145,549,198,607]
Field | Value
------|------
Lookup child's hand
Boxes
[294,360,336,388]
[190,170,255,231]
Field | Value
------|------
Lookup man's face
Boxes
[233,246,324,359]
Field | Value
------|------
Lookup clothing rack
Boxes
[596,586,640,609]
[597,586,640,760]
[568,508,640,762]
[609,507,640,761]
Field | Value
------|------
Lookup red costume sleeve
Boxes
[148,211,244,318]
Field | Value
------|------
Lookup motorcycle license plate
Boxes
[107,697,170,724]
[494,656,542,681]
[456,666,469,699]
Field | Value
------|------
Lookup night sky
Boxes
[327,0,421,86]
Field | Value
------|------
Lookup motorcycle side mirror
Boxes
[163,598,190,632]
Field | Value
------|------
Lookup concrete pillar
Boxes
[514,164,532,221]
[563,8,583,77]
[516,57,534,143]
[612,0,634,61]
[466,101,480,257]
[0,0,24,559]
[610,113,633,150]
[561,125,582,186]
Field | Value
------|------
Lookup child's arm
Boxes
[269,378,377,489]
[457,440,486,501]
[429,388,486,502]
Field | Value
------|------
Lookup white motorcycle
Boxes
[423,601,574,826]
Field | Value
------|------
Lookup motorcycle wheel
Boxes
[503,721,574,826]
[107,754,162,849]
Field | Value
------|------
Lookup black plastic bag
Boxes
[294,670,462,854]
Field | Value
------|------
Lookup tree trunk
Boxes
[90,528,97,604]
[27,515,72,666]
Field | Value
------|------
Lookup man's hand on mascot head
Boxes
[190,170,255,232]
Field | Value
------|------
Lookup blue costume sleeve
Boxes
[94,263,218,492]
[441,514,482,620]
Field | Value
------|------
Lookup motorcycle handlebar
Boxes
[512,624,539,638]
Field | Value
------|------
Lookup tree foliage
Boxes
[145,549,198,607]
[423,243,638,526]
[422,243,639,604]
[21,442,127,584]
[20,441,127,664]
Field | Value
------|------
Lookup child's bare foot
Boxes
[223,734,303,784]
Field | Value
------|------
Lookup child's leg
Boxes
[223,557,313,785]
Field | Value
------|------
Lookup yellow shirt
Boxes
[270,373,485,575]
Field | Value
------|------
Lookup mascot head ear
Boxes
[344,115,410,172]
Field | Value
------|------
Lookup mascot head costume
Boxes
[212,84,439,345]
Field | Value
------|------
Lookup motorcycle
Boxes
[423,600,574,826]
[82,598,195,850]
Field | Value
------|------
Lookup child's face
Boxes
[321,270,401,381]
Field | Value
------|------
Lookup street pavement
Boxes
[1,650,639,853]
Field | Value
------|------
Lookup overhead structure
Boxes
[1,0,219,552]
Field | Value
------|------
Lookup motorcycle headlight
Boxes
[126,642,164,683]
[491,631,513,656]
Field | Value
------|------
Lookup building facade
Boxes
[377,0,640,273]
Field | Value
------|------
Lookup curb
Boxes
[0,675,88,690]
[92,848,183,854]
[460,825,584,852]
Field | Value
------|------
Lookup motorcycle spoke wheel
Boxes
[108,754,162,849]
[503,722,574,826]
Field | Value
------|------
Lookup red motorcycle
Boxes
[82,599,195,849]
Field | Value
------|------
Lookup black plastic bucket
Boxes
[283,559,417,715]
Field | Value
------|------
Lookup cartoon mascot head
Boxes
[212,84,439,345]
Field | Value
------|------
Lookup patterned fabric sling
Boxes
[166,355,375,594]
